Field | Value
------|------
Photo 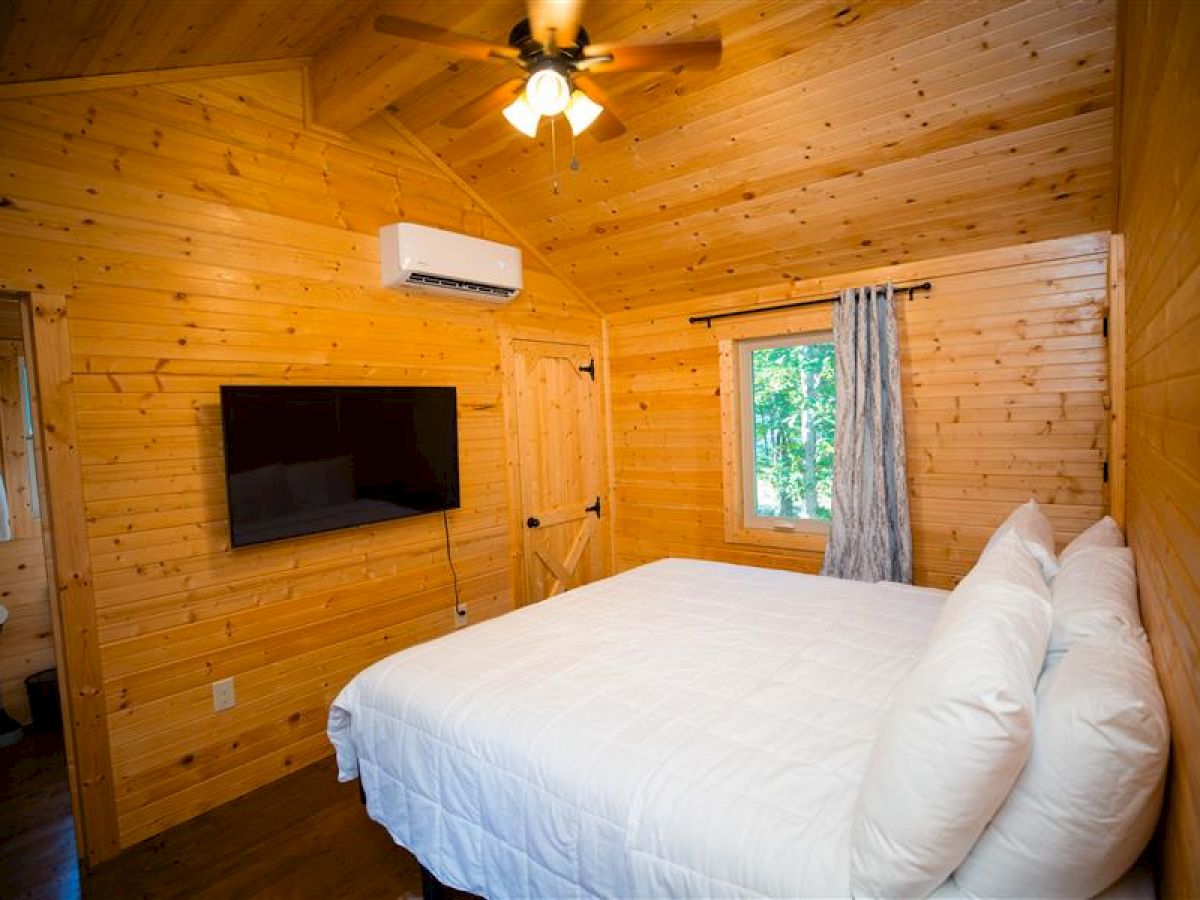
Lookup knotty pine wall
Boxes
[1117,1,1200,894]
[0,69,602,848]
[0,331,53,726]
[609,233,1110,588]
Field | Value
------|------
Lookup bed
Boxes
[328,557,949,898]
[330,502,1167,899]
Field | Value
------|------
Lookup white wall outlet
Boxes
[212,676,236,712]
[454,605,468,629]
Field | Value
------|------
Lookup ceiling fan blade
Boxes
[572,74,626,141]
[527,0,586,48]
[582,38,722,73]
[373,15,519,62]
[441,78,525,128]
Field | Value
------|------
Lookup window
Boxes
[719,329,836,551]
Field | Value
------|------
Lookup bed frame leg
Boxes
[420,863,445,900]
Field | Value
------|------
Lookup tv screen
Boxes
[220,385,460,548]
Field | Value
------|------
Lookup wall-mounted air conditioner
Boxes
[379,223,523,302]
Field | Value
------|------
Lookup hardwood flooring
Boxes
[1,735,472,899]
[0,730,80,899]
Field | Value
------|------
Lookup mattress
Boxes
[328,557,949,898]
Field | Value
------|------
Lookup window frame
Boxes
[718,324,834,553]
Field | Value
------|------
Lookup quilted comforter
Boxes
[328,558,947,898]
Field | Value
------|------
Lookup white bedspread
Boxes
[328,558,948,898]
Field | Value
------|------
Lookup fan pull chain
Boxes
[569,128,580,172]
[550,118,559,194]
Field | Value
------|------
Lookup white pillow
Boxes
[1058,515,1125,566]
[983,499,1058,582]
[954,630,1168,898]
[929,528,1050,646]
[963,521,1051,595]
[1050,546,1141,654]
[849,533,1052,898]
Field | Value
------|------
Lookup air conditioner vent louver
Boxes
[380,223,522,304]
[407,271,519,299]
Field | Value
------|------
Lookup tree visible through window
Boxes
[745,335,835,522]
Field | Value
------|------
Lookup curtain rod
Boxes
[688,281,933,328]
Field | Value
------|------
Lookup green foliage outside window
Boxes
[750,341,836,520]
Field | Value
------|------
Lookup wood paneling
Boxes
[608,233,1111,588]
[0,67,603,856]
[0,0,361,83]
[0,0,1165,874]
[309,1,518,134]
[1117,1,1200,895]
[0,335,52,727]
[24,291,120,863]
[389,0,1116,313]
[0,57,308,101]
[1,1,1115,315]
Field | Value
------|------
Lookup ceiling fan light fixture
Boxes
[502,92,541,137]
[564,89,604,136]
[525,66,571,116]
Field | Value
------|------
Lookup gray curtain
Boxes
[820,283,912,583]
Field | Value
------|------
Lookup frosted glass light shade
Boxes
[526,68,571,116]
[565,90,604,135]
[502,93,540,137]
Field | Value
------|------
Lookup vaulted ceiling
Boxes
[0,0,359,79]
[0,0,1116,313]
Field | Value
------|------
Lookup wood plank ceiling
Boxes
[0,0,362,79]
[0,0,1116,314]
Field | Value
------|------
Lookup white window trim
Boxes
[718,325,833,553]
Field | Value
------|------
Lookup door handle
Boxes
[584,497,601,518]
[526,516,540,529]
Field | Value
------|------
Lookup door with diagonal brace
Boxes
[510,339,604,604]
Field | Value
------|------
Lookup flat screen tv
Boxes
[220,385,460,548]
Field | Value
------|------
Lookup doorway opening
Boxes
[0,291,81,896]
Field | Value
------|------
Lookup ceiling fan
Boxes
[373,0,723,141]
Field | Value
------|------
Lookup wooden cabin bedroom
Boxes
[0,0,1195,897]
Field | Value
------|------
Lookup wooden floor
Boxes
[0,733,468,899]
[0,730,80,899]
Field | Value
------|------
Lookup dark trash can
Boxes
[25,668,61,733]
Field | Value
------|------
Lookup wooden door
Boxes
[510,339,605,604]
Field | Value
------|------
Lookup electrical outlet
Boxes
[212,676,236,712]
[454,605,468,629]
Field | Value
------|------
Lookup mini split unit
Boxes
[379,223,523,302]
